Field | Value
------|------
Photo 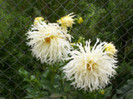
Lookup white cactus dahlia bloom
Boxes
[63,39,117,91]
[26,20,71,64]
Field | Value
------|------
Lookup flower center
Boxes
[45,35,55,43]
[87,60,97,71]
[45,37,51,43]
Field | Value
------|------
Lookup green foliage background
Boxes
[0,0,133,99]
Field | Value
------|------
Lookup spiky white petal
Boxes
[63,39,118,91]
[26,21,71,64]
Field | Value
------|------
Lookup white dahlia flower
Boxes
[63,39,118,91]
[26,20,71,64]
[57,13,75,28]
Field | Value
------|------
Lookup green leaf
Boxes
[116,79,133,98]
[50,93,63,98]
[0,97,5,99]
[18,68,28,77]
[30,75,35,80]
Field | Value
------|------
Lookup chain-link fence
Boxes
[0,0,133,98]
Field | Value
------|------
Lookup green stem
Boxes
[69,27,72,34]
[51,65,55,85]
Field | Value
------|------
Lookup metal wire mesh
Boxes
[0,0,133,98]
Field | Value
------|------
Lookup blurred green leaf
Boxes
[50,93,63,98]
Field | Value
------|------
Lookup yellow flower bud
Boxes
[57,13,75,28]
[77,17,83,24]
[104,43,117,55]
[34,17,44,25]
[100,90,105,95]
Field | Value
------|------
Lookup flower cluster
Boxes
[26,13,118,91]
